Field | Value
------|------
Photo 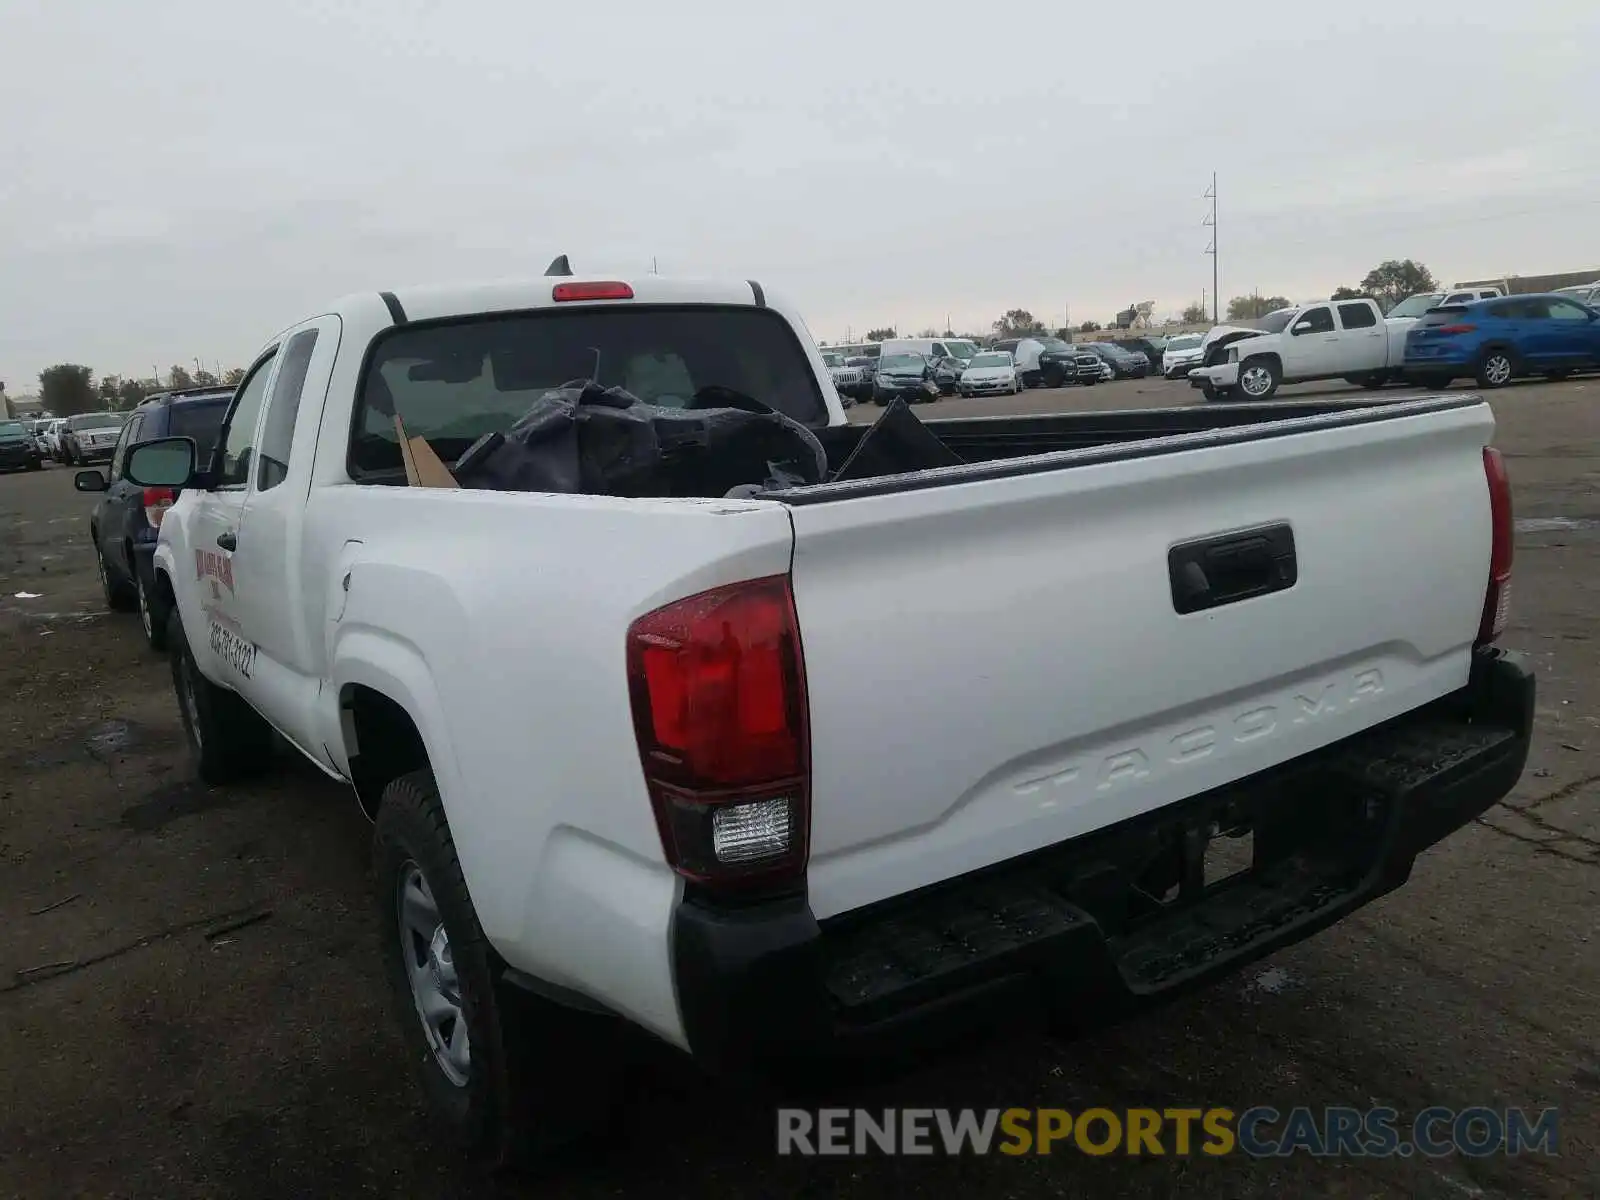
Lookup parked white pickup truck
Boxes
[124,270,1533,1164]
[1190,297,1413,400]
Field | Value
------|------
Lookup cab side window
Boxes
[1297,307,1335,334]
[1336,303,1378,329]
[217,351,278,489]
[257,329,319,491]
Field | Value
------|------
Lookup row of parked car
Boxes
[1,411,133,468]
[821,275,1600,406]
[1185,284,1600,402]
[820,334,1171,405]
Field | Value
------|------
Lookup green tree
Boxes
[223,367,245,387]
[98,375,123,407]
[864,327,896,342]
[1181,301,1209,323]
[39,364,96,415]
[1227,294,1292,321]
[118,378,150,410]
[168,365,193,390]
[915,326,941,338]
[992,309,1044,337]
[193,369,219,386]
[1078,320,1102,333]
[1359,259,1437,311]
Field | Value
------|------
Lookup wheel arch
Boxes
[333,633,461,824]
[1238,349,1283,372]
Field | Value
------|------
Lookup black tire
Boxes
[136,565,170,652]
[1475,348,1515,389]
[167,608,274,784]
[374,770,619,1166]
[1236,355,1281,401]
[94,541,137,612]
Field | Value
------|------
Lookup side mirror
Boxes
[1292,320,1314,335]
[125,437,199,489]
[74,470,108,493]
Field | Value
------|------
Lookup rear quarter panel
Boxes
[314,487,797,1044]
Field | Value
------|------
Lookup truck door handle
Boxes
[217,531,238,552]
[1169,523,1297,614]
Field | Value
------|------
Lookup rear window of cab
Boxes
[349,305,829,480]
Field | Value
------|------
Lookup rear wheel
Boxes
[1475,349,1515,389]
[167,609,274,783]
[136,566,170,652]
[374,770,619,1165]
[95,542,137,612]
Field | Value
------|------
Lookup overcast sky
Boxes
[2,0,1596,390]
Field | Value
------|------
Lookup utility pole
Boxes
[1203,172,1218,324]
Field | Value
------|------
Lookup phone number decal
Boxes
[209,620,256,680]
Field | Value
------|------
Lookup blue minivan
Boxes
[1404,293,1600,389]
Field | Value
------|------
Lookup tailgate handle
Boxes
[1169,523,1297,614]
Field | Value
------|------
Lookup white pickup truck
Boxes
[1190,297,1412,400]
[124,271,1533,1164]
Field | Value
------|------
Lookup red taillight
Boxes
[1436,323,1477,335]
[552,281,634,302]
[626,575,810,889]
[143,486,176,529]
[1478,446,1512,646]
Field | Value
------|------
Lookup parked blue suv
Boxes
[1404,293,1600,389]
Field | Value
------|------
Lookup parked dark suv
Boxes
[74,387,234,650]
[0,419,43,472]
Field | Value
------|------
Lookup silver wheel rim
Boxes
[397,864,470,1087]
[1485,355,1511,385]
[138,576,152,638]
[1240,365,1273,397]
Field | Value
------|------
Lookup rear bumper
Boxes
[672,647,1535,1077]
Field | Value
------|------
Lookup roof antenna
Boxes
[545,254,573,277]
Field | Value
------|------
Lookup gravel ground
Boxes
[1,377,1595,1198]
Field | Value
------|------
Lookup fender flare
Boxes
[329,626,466,823]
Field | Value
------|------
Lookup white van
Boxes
[879,337,979,364]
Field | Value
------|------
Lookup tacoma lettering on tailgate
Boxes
[1013,668,1386,802]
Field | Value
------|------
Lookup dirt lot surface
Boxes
[2,377,1596,1198]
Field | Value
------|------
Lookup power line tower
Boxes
[1203,172,1218,323]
